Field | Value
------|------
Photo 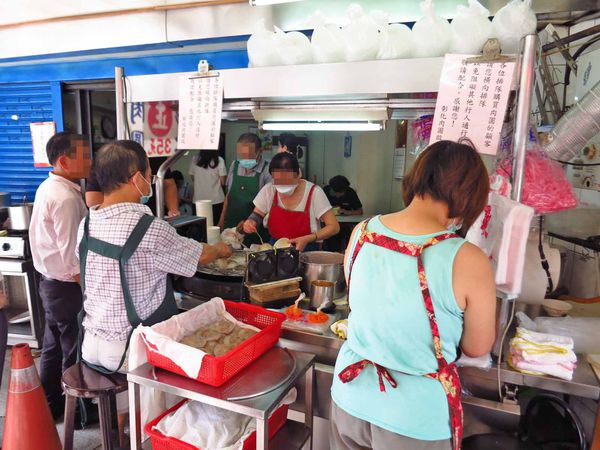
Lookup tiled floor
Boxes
[0,347,104,450]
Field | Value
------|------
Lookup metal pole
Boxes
[511,34,538,202]
[493,34,538,359]
[115,66,126,140]
[155,150,186,219]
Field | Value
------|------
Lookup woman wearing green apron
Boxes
[219,133,272,245]
[76,141,231,441]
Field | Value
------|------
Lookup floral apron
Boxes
[338,220,464,450]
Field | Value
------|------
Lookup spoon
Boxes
[255,232,264,245]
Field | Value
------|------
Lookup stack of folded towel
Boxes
[509,327,577,381]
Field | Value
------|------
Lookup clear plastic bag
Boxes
[246,20,283,67]
[412,0,451,58]
[275,27,313,65]
[411,115,433,155]
[377,23,413,60]
[492,0,537,54]
[342,4,381,62]
[495,144,578,215]
[449,0,492,54]
[311,21,346,64]
[535,316,600,354]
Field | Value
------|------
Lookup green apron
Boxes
[223,160,269,246]
[78,212,178,373]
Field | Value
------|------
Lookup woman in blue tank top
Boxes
[331,139,497,450]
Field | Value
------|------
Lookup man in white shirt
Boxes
[29,132,91,418]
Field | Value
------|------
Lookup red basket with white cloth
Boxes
[143,299,285,387]
[145,400,289,450]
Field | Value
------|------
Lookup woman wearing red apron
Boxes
[330,140,496,450]
[242,152,340,251]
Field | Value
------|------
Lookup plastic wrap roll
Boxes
[195,200,213,227]
[207,226,221,245]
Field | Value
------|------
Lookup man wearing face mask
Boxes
[76,140,231,392]
[243,152,340,252]
[218,133,272,245]
[30,132,91,418]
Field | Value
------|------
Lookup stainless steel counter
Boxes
[178,294,600,443]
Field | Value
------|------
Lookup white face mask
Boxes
[274,184,297,196]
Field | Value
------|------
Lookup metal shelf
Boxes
[270,421,311,450]
[128,348,315,450]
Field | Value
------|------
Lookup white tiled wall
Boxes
[572,187,600,208]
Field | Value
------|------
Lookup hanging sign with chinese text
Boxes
[30,121,56,167]
[430,55,516,155]
[177,75,223,150]
[127,101,177,158]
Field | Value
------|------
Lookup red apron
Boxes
[338,220,464,450]
[267,184,316,240]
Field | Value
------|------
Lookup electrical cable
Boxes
[562,35,600,112]
[497,297,516,401]
[554,159,600,166]
[538,216,554,295]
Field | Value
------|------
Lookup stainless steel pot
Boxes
[300,251,346,299]
[8,203,33,230]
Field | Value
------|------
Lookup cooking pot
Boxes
[8,203,33,230]
[300,251,346,299]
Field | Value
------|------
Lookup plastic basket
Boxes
[145,400,289,450]
[145,301,285,387]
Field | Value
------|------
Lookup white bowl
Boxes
[542,299,573,317]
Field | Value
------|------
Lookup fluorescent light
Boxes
[262,122,383,131]
[250,0,304,5]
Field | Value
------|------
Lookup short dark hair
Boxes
[329,175,350,193]
[402,139,489,230]
[278,132,299,157]
[196,150,219,169]
[269,151,300,175]
[46,132,86,165]
[94,140,148,194]
[172,170,184,183]
[237,133,262,150]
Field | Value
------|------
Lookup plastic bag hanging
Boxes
[341,4,381,62]
[449,0,493,54]
[412,0,451,58]
[492,0,537,54]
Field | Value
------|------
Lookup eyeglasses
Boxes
[128,172,157,184]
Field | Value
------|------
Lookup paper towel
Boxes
[518,238,561,305]
[195,200,213,227]
[207,226,221,245]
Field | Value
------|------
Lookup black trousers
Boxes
[38,278,83,413]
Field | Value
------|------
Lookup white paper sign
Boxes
[177,75,223,150]
[393,147,406,179]
[30,122,56,168]
[430,54,515,155]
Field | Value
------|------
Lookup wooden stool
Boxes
[61,362,128,450]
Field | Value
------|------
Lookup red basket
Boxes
[145,400,289,450]
[144,301,285,387]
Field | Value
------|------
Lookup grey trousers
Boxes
[330,401,452,450]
